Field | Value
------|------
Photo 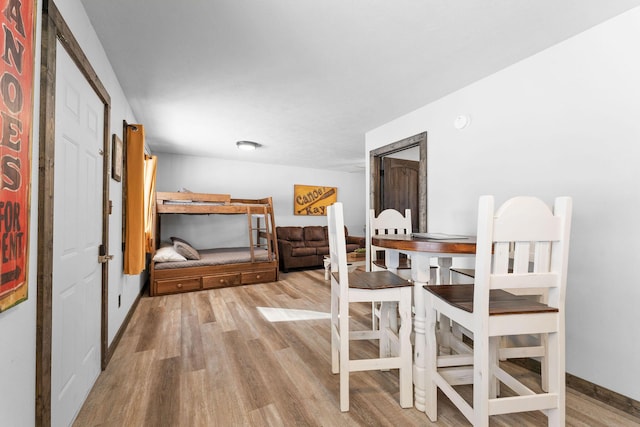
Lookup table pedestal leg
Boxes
[411,254,431,412]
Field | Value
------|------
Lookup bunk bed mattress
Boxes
[154,247,272,270]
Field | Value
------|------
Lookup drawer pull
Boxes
[220,279,225,283]
[256,275,261,279]
[177,283,183,288]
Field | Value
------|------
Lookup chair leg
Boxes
[498,336,507,361]
[372,301,399,335]
[339,298,350,412]
[424,292,438,422]
[379,302,391,360]
[546,330,565,426]
[331,283,339,374]
[371,301,379,331]
[430,265,439,285]
[389,301,399,333]
[489,336,500,399]
[474,335,490,427]
[541,332,549,392]
[437,314,453,355]
[340,362,349,412]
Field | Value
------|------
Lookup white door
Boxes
[51,41,103,427]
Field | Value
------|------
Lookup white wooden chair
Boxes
[369,208,413,274]
[328,202,413,412]
[424,195,572,426]
[450,251,553,392]
[369,208,412,331]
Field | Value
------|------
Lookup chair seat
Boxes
[333,270,412,290]
[373,260,438,273]
[424,284,558,315]
[449,267,475,279]
[372,258,412,270]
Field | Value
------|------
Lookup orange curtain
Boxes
[144,155,157,253]
[124,124,146,274]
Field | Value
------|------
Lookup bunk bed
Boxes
[149,192,279,296]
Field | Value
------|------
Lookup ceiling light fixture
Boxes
[236,140,260,151]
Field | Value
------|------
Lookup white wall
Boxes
[156,153,366,248]
[366,7,640,400]
[0,1,141,425]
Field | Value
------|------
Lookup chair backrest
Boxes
[369,208,412,269]
[328,202,349,292]
[370,208,412,236]
[473,196,572,318]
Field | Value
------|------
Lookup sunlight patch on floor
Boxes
[257,306,331,322]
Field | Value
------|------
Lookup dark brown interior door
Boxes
[382,157,419,232]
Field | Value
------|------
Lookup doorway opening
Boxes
[370,132,427,232]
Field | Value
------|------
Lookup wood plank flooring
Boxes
[74,269,640,426]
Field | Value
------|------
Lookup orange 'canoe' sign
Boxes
[0,0,36,312]
[294,185,337,216]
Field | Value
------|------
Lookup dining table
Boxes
[370,233,476,412]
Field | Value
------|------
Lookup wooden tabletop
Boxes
[371,234,477,254]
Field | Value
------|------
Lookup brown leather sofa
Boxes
[276,225,365,272]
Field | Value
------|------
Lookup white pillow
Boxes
[153,245,187,262]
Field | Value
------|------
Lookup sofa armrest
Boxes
[277,240,295,257]
[346,235,365,248]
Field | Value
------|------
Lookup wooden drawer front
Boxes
[241,269,277,285]
[156,277,201,295]
[202,273,241,289]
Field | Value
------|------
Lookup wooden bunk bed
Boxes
[149,192,279,296]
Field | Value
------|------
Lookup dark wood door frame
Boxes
[370,132,427,232]
[37,1,111,425]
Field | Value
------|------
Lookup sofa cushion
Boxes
[277,226,304,241]
[291,247,317,256]
[304,226,326,248]
[304,226,325,241]
[316,246,329,256]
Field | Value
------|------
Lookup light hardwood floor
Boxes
[74,269,640,426]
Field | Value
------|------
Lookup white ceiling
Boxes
[80,0,640,172]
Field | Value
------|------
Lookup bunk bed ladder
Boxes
[247,205,274,262]
[267,199,278,268]
[247,206,256,261]
[263,206,274,261]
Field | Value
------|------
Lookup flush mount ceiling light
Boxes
[236,140,261,151]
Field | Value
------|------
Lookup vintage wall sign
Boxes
[294,184,337,216]
[0,0,36,312]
